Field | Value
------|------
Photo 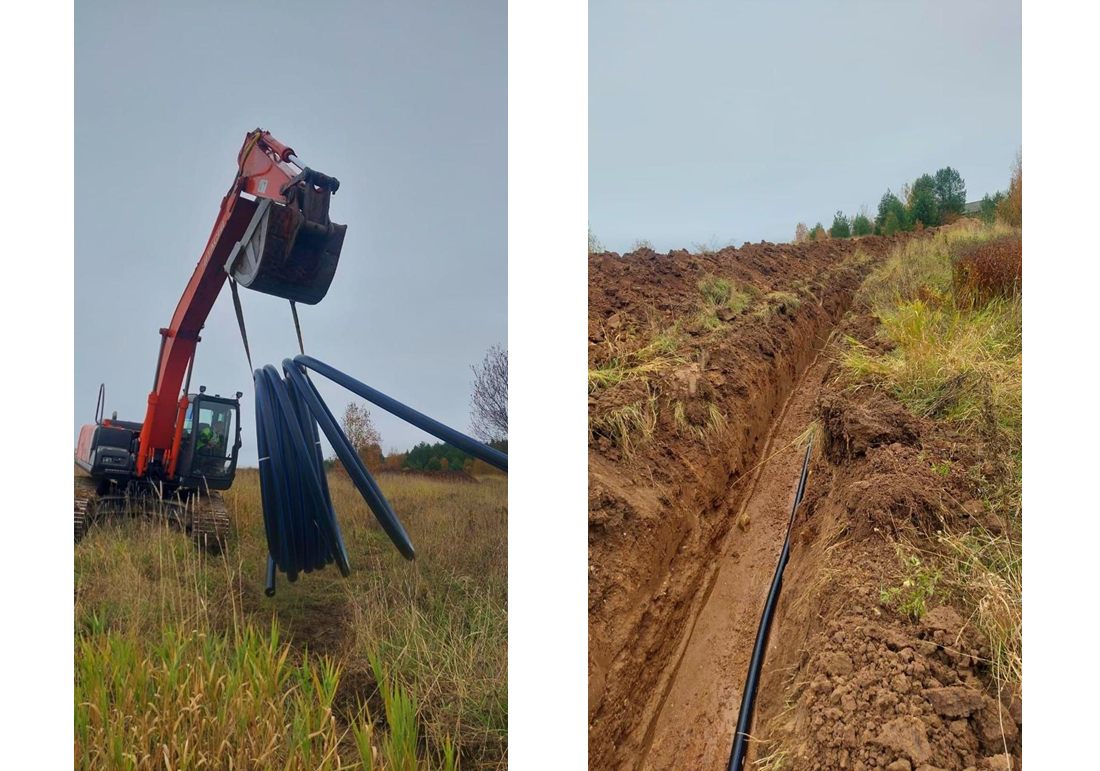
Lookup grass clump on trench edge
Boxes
[588,322,685,393]
[75,469,507,770]
[588,288,743,454]
[696,274,752,329]
[841,219,1022,690]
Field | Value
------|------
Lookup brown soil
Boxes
[748,312,1021,771]
[589,236,901,769]
[588,235,1020,770]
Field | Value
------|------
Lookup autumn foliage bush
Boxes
[997,154,1022,228]
[951,236,1022,306]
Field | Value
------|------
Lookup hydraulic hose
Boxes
[726,442,812,771]
[253,356,507,596]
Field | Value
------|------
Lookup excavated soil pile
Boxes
[751,310,1022,770]
[588,236,908,770]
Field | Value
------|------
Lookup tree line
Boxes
[332,343,508,475]
[795,166,968,242]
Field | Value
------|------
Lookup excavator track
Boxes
[74,475,99,544]
[190,491,231,553]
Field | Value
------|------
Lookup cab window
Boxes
[192,401,236,478]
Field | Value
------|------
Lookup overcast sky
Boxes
[590,0,1022,252]
[75,1,506,465]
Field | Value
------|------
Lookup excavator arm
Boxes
[134,129,346,478]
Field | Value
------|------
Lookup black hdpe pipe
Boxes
[255,356,508,596]
[726,442,812,771]
[295,355,508,472]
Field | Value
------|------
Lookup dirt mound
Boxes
[775,608,1019,770]
[818,389,921,462]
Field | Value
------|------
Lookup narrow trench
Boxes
[636,324,839,771]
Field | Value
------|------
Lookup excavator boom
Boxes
[75,129,347,550]
[131,128,346,478]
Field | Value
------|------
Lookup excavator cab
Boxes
[227,168,347,305]
[175,391,243,491]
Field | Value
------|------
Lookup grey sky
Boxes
[589,0,1022,252]
[76,1,506,465]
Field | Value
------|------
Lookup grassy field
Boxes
[842,218,1022,687]
[75,468,508,770]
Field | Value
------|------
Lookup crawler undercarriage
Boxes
[74,471,230,552]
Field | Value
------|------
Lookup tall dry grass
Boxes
[75,470,508,769]
[840,219,1022,689]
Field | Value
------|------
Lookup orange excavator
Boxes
[75,129,347,549]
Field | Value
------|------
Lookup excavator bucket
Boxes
[228,170,347,305]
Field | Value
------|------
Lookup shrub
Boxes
[980,192,1004,224]
[875,190,908,233]
[851,212,873,237]
[951,236,1022,306]
[830,210,851,239]
[997,152,1022,227]
[881,210,902,236]
[589,226,604,255]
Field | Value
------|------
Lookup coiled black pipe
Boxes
[726,442,812,771]
[254,356,507,597]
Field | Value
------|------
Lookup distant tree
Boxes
[933,167,967,217]
[997,151,1022,227]
[630,239,654,251]
[881,210,902,236]
[830,211,851,239]
[470,344,508,442]
[405,441,464,470]
[980,191,1005,224]
[341,403,383,471]
[794,222,809,243]
[440,457,449,471]
[908,174,939,228]
[875,190,908,232]
[384,449,407,471]
[360,444,384,472]
[851,211,873,237]
[810,222,828,241]
[426,457,442,472]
